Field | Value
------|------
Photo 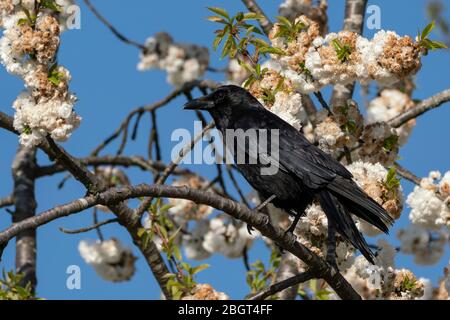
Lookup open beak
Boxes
[183,95,215,110]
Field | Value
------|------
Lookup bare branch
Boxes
[134,122,215,217]
[83,0,146,50]
[241,0,273,36]
[394,162,422,185]
[388,88,450,128]
[59,218,119,235]
[91,80,219,156]
[0,184,361,300]
[0,194,14,209]
[35,155,193,178]
[249,270,315,300]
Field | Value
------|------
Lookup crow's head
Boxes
[183,85,262,113]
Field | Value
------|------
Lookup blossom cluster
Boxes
[406,171,450,229]
[0,1,81,147]
[268,16,422,94]
[182,214,258,261]
[138,32,209,87]
[366,89,416,145]
[78,238,137,282]
[247,62,306,130]
[181,284,229,300]
[395,171,450,266]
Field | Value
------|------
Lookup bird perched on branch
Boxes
[184,85,393,266]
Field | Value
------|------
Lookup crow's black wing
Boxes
[232,107,352,189]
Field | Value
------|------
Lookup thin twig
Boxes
[134,122,215,218]
[92,207,104,241]
[314,91,332,114]
[249,270,315,300]
[90,80,219,156]
[0,195,14,209]
[59,218,119,235]
[36,155,193,178]
[83,0,146,50]
[394,162,422,185]
[388,88,450,128]
[226,165,251,207]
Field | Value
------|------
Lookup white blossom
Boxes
[407,171,450,229]
[182,220,212,261]
[12,91,81,147]
[202,215,258,258]
[367,89,416,145]
[78,238,137,282]
[138,33,209,87]
[397,224,448,265]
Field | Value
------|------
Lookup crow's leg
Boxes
[326,220,338,269]
[285,210,301,234]
[247,194,277,234]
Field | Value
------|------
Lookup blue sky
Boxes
[0,0,449,299]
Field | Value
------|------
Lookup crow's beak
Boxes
[183,96,214,110]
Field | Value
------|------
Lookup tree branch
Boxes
[35,155,193,178]
[91,80,219,156]
[0,184,361,300]
[0,111,173,298]
[394,162,422,185]
[388,88,450,128]
[12,146,37,291]
[83,0,146,50]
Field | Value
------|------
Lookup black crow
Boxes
[184,85,393,265]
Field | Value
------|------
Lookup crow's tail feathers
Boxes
[328,177,394,233]
[317,189,376,264]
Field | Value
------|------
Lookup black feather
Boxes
[185,85,393,264]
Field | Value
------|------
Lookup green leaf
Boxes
[207,16,227,23]
[48,76,60,86]
[207,7,230,20]
[243,13,262,21]
[23,125,32,135]
[17,18,29,26]
[191,264,210,275]
[421,21,435,41]
[332,39,352,62]
[250,38,270,49]
[39,0,62,12]
[236,12,244,22]
[259,46,286,56]
[276,16,292,28]
[243,76,256,88]
[383,134,399,152]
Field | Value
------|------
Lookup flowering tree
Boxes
[0,0,449,300]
